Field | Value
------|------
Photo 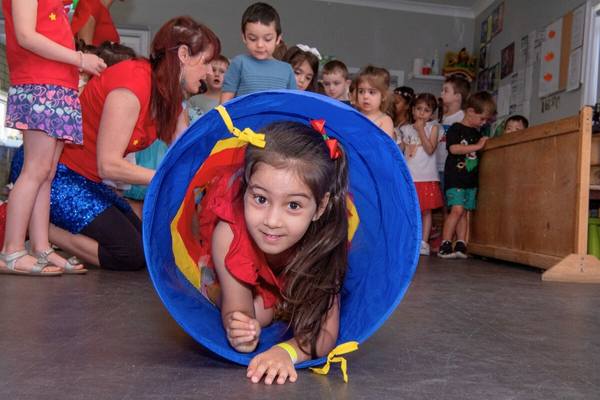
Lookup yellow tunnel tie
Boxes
[310,341,359,383]
[215,105,266,148]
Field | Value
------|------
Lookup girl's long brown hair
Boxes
[149,16,220,143]
[243,121,349,357]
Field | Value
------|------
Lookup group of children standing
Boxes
[186,2,531,260]
[397,76,531,258]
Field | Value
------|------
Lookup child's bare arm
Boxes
[220,92,235,104]
[449,136,488,154]
[12,0,105,75]
[212,221,260,353]
[416,123,438,155]
[76,14,96,45]
[246,295,340,385]
[380,115,396,141]
[313,294,341,357]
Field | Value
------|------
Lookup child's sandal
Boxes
[0,249,61,276]
[34,248,88,275]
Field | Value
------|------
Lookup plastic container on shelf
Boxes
[588,217,600,258]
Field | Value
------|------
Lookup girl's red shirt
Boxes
[3,0,78,89]
[197,168,285,309]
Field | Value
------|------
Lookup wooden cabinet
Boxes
[469,107,600,282]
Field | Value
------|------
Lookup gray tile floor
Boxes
[1,256,599,399]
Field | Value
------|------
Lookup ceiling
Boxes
[313,0,496,18]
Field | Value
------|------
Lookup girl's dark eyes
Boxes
[253,195,267,204]
[289,202,301,210]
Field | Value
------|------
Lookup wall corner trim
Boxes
[313,0,482,18]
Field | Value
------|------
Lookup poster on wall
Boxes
[492,2,504,37]
[490,63,500,92]
[538,18,562,98]
[479,44,488,69]
[501,42,515,79]
[486,15,493,43]
[480,19,489,44]
[567,47,582,92]
[570,4,585,49]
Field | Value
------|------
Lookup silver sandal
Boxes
[0,249,61,276]
[34,248,88,275]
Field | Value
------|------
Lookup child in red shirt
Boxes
[0,0,105,276]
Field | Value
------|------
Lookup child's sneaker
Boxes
[420,240,430,256]
[437,240,456,259]
[454,240,468,259]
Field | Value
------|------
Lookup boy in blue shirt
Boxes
[220,2,296,103]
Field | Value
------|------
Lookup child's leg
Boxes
[27,141,84,271]
[2,130,60,272]
[422,209,432,242]
[442,205,465,241]
[456,210,468,242]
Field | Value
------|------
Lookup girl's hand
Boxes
[81,53,107,76]
[246,346,298,385]
[413,118,426,130]
[225,311,261,353]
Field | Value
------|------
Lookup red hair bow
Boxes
[310,119,341,160]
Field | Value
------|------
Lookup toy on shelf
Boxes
[442,47,477,81]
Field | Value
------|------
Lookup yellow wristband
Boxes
[275,342,298,364]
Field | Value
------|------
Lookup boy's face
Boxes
[207,60,228,91]
[464,108,491,128]
[504,119,525,133]
[440,83,461,109]
[322,71,349,100]
[242,22,281,60]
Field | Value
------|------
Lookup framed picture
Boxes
[492,2,504,37]
[480,19,489,44]
[477,70,487,91]
[490,63,501,92]
[501,42,515,79]
[479,44,488,70]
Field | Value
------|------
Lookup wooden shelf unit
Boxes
[469,107,600,283]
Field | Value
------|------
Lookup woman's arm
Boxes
[96,88,155,185]
[12,0,105,75]
[212,221,261,353]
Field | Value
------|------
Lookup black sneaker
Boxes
[454,241,468,259]
[437,240,456,259]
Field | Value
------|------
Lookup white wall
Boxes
[474,0,588,125]
[106,0,474,92]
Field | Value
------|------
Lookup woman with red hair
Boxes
[45,16,220,271]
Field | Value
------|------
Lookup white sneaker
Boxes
[420,240,430,256]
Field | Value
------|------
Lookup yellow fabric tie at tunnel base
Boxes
[310,341,360,383]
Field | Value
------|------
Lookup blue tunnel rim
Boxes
[143,90,422,368]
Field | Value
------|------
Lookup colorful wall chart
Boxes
[538,18,562,97]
